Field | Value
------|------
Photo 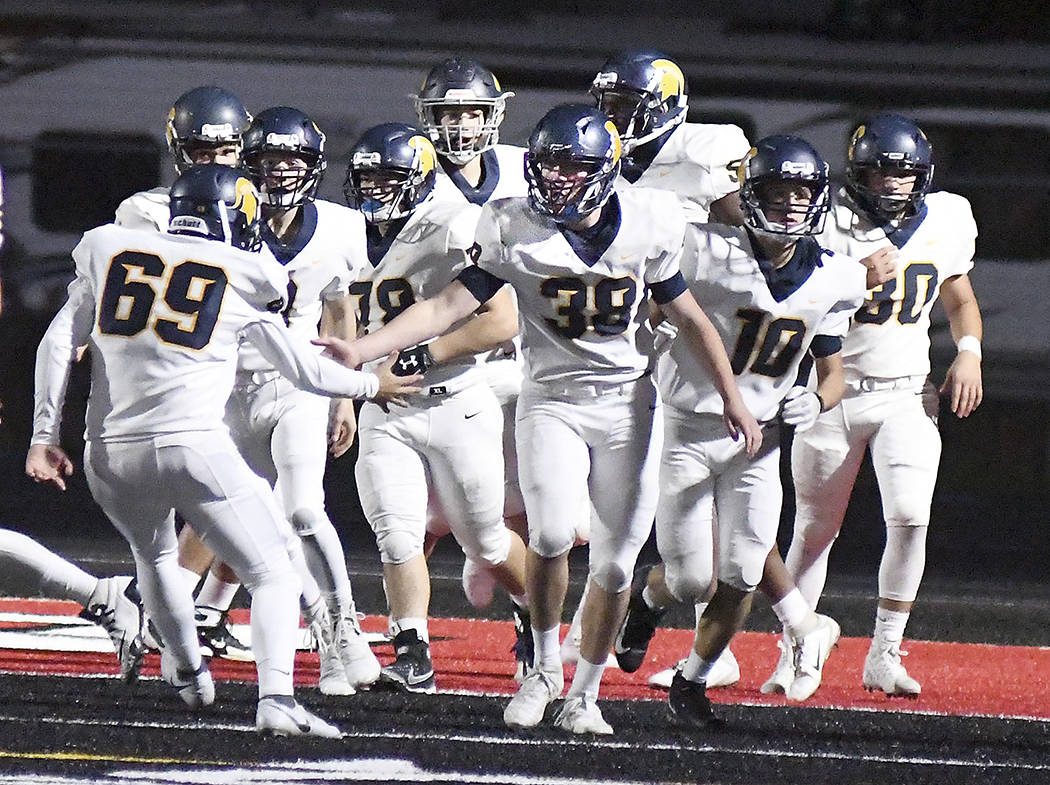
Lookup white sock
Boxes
[195,572,239,612]
[681,649,716,684]
[771,588,815,638]
[533,624,562,672]
[566,655,606,702]
[392,617,429,643]
[873,607,910,643]
[179,567,203,594]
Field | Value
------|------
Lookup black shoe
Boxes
[668,672,719,728]
[380,629,436,694]
[195,606,252,661]
[613,567,665,673]
[511,604,534,677]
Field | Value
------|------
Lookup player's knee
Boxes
[527,528,574,560]
[590,560,631,594]
[290,507,323,537]
[664,562,714,605]
[885,502,931,529]
[375,528,423,565]
[463,524,511,568]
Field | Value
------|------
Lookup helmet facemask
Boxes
[846,162,932,222]
[247,150,326,210]
[344,164,424,224]
[416,92,506,164]
[742,176,830,240]
[525,153,618,225]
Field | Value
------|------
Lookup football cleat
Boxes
[553,696,613,735]
[787,615,840,702]
[380,628,436,694]
[256,695,343,738]
[80,576,145,683]
[160,650,215,710]
[194,605,252,661]
[304,601,353,696]
[760,631,794,695]
[668,672,718,728]
[863,637,921,697]
[511,603,535,683]
[504,668,563,729]
[649,647,740,691]
[613,567,665,673]
[333,607,381,689]
[461,556,496,610]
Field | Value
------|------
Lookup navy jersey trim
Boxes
[620,125,677,184]
[749,232,830,303]
[365,217,409,267]
[649,271,688,304]
[262,201,318,265]
[441,148,501,206]
[880,202,928,249]
[456,264,505,306]
[558,194,621,267]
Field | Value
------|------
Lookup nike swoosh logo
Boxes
[464,412,481,420]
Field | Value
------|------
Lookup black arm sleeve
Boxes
[648,271,688,305]
[456,265,506,306]
[809,334,843,358]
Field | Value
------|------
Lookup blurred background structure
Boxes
[0,0,1048,581]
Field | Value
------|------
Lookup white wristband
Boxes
[956,335,982,360]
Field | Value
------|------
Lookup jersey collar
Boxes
[620,125,678,184]
[262,201,317,265]
[557,193,622,267]
[747,230,828,302]
[440,148,500,206]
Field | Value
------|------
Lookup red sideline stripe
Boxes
[2,602,1048,720]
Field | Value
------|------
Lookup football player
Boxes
[323,105,760,735]
[767,115,983,698]
[114,85,255,657]
[414,56,530,616]
[342,122,529,695]
[588,49,752,684]
[614,136,867,725]
[220,106,379,694]
[27,164,418,736]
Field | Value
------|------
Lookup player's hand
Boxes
[313,335,362,368]
[651,319,678,355]
[860,246,898,289]
[780,386,822,432]
[722,396,763,458]
[26,444,74,491]
[941,351,982,418]
[373,352,423,409]
[328,398,358,458]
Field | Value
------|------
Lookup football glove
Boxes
[781,387,822,432]
[393,344,434,377]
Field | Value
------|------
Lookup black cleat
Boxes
[380,629,436,694]
[668,672,721,728]
[195,606,252,661]
[511,604,534,681]
[614,567,665,673]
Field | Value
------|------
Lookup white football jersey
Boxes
[236,199,366,373]
[33,225,376,444]
[819,189,977,379]
[618,122,750,222]
[114,187,170,232]
[433,144,528,207]
[351,196,484,398]
[658,224,867,421]
[473,188,685,387]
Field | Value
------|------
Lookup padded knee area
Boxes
[528,528,574,561]
[879,523,928,603]
[290,508,322,537]
[663,563,714,606]
[590,561,631,595]
[375,528,423,566]
[464,524,512,568]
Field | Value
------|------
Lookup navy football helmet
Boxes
[343,123,438,223]
[739,135,830,238]
[242,107,327,209]
[589,50,688,152]
[165,86,252,175]
[846,114,933,220]
[414,56,513,164]
[168,164,262,251]
[525,104,622,225]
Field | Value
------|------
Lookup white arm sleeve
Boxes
[243,314,380,400]
[32,277,95,445]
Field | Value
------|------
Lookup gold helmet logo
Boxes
[604,120,623,163]
[233,176,259,222]
[848,125,866,161]
[738,146,758,183]
[408,134,437,176]
[651,58,685,101]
